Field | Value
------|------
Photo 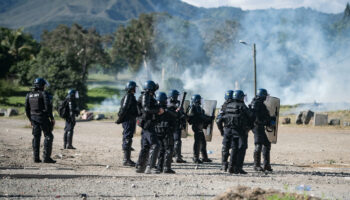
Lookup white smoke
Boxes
[150,9,350,108]
[96,7,350,111]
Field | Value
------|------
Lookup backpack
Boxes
[58,99,69,119]
[224,102,244,128]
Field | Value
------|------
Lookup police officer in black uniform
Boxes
[167,89,187,163]
[135,80,163,174]
[155,92,177,174]
[216,90,252,174]
[187,94,213,164]
[116,81,138,167]
[250,88,275,172]
[63,89,80,149]
[233,90,253,174]
[216,90,234,171]
[25,78,56,163]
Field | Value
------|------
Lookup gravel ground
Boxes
[0,118,350,199]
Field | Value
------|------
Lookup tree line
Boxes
[1,6,350,108]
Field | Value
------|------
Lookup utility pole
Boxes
[239,40,257,97]
[253,43,257,96]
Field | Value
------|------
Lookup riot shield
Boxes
[203,100,217,142]
[181,100,190,138]
[264,96,280,144]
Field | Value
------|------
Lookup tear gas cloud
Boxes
[147,9,350,108]
[97,8,350,112]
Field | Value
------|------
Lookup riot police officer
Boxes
[216,90,234,171]
[116,81,139,167]
[187,94,213,164]
[25,78,56,163]
[233,90,253,174]
[63,89,80,149]
[167,89,187,163]
[250,88,275,172]
[155,92,177,173]
[216,90,252,174]
[135,80,163,174]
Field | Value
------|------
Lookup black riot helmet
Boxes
[257,88,268,100]
[143,80,159,92]
[156,92,168,107]
[191,94,201,105]
[125,81,137,92]
[33,78,48,90]
[233,90,245,102]
[68,89,76,98]
[225,90,234,100]
[168,89,180,101]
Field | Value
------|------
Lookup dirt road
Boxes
[1,119,350,199]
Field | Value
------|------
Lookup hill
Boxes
[1,0,343,40]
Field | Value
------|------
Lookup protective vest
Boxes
[223,102,245,128]
[28,91,45,115]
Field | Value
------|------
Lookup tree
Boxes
[111,13,156,72]
[37,24,109,108]
[0,27,40,78]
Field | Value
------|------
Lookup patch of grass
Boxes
[328,160,336,165]
[267,194,296,200]
[0,83,30,114]
[87,86,121,110]
[88,73,116,82]
[280,104,299,113]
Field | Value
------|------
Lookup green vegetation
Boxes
[1,2,350,118]
[87,86,120,109]
[0,81,28,114]
[267,194,296,200]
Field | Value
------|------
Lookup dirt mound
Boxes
[214,186,320,200]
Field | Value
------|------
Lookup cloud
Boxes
[181,0,349,14]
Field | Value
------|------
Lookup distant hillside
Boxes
[0,0,204,38]
[0,0,343,39]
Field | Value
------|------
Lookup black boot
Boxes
[174,141,186,163]
[236,148,247,174]
[145,145,160,174]
[63,131,68,149]
[157,148,165,173]
[221,149,229,172]
[163,144,175,174]
[254,151,263,171]
[201,151,212,163]
[193,140,202,163]
[123,149,136,167]
[66,131,76,149]
[263,147,273,172]
[135,149,148,173]
[228,165,238,174]
[32,136,41,163]
[43,135,56,163]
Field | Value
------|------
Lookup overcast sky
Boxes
[181,0,349,14]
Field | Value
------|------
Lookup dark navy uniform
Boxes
[63,92,79,149]
[135,80,161,174]
[25,78,56,163]
[116,81,138,167]
[250,96,273,171]
[216,98,252,174]
[155,94,177,173]
[168,99,187,163]
[118,93,138,150]
[187,96,213,163]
